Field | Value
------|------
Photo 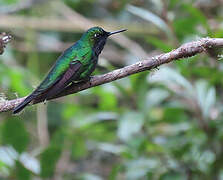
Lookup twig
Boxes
[1,37,223,113]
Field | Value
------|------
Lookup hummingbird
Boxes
[13,27,127,114]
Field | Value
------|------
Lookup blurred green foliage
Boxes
[0,0,223,179]
[2,117,29,153]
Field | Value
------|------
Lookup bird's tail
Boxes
[13,94,35,114]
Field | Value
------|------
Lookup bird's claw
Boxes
[81,76,92,86]
[71,76,92,86]
[84,76,93,82]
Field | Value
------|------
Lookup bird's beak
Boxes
[107,29,127,36]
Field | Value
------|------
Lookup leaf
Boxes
[190,66,223,85]
[15,161,31,180]
[74,112,118,127]
[40,145,61,178]
[146,88,170,109]
[97,143,126,154]
[130,71,149,112]
[0,146,18,167]
[195,80,216,118]
[2,117,29,154]
[98,91,117,111]
[173,3,210,39]
[0,0,19,5]
[125,158,159,180]
[19,153,40,174]
[173,17,198,40]
[130,71,148,94]
[80,173,103,180]
[126,5,173,39]
[182,3,209,30]
[162,108,188,123]
[149,67,194,98]
[9,70,31,96]
[94,84,118,111]
[161,172,186,180]
[0,146,40,177]
[71,136,87,159]
[169,0,180,8]
[117,112,144,142]
[109,164,123,180]
[146,36,173,52]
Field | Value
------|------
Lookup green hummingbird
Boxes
[13,27,126,114]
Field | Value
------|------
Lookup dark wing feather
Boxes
[41,60,82,99]
[13,61,82,114]
[12,94,37,114]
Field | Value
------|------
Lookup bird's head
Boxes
[81,27,127,56]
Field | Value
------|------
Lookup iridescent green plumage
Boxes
[13,27,126,114]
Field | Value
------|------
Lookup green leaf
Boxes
[15,161,31,180]
[19,153,40,174]
[146,88,170,108]
[40,145,61,178]
[2,117,29,154]
[98,91,117,111]
[109,164,123,180]
[173,18,198,39]
[163,108,188,123]
[125,158,160,180]
[79,173,103,180]
[94,85,118,111]
[9,70,31,96]
[182,3,209,30]
[71,136,87,159]
[146,36,173,52]
[117,112,144,142]
[149,67,194,98]
[161,172,186,180]
[0,0,19,5]
[130,71,148,93]
[127,5,173,38]
[195,80,216,119]
[169,0,180,9]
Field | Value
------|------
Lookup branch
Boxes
[1,38,223,113]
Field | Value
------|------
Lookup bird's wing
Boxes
[33,60,82,102]
[35,45,91,94]
[32,45,92,101]
[13,60,82,114]
[44,60,82,98]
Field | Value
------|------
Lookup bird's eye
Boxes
[94,33,99,38]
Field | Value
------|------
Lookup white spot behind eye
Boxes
[94,34,97,38]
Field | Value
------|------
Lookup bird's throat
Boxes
[93,38,107,56]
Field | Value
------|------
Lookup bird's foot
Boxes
[71,76,93,87]
[75,76,93,84]
[82,76,93,83]
[85,76,93,86]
